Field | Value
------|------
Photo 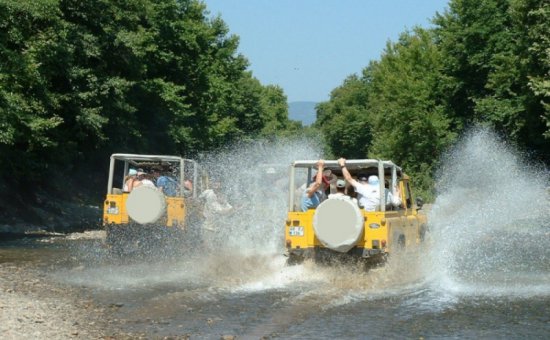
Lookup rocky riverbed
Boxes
[0,231,234,339]
[0,232,110,339]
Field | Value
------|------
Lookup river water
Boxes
[1,130,549,338]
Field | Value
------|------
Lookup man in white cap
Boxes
[328,178,358,205]
[328,179,347,198]
[338,158,401,211]
[365,174,401,210]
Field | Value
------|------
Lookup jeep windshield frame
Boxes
[107,153,203,198]
[288,159,403,212]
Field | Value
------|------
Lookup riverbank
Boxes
[0,232,109,339]
[0,193,102,236]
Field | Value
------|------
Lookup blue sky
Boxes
[203,0,449,103]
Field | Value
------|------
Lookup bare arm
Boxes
[306,159,325,198]
[392,184,402,206]
[338,158,358,187]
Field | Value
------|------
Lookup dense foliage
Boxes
[1,0,548,212]
[0,0,299,203]
[316,0,549,200]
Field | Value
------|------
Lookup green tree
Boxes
[434,0,550,161]
[317,29,455,198]
[0,0,65,180]
[315,75,371,158]
[365,28,456,198]
[1,0,302,211]
[259,84,301,138]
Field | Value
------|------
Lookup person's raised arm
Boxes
[338,158,358,187]
[306,159,325,198]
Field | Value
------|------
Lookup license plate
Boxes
[289,226,304,236]
[107,207,119,215]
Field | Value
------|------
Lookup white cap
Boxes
[368,175,379,185]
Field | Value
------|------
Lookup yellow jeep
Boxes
[102,153,205,251]
[284,159,427,265]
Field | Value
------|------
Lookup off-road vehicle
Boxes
[285,159,427,265]
[102,153,206,251]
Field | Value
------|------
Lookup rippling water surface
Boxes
[2,130,549,338]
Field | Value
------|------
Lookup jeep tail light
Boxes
[381,240,387,248]
[286,239,291,248]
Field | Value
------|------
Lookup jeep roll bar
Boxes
[288,159,402,212]
[107,153,203,198]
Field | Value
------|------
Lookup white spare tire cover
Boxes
[313,197,364,252]
[126,186,166,224]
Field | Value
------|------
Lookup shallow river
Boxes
[1,223,549,339]
[2,130,550,338]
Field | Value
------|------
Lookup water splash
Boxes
[62,128,549,305]
[196,137,324,255]
[425,127,550,297]
[60,137,326,289]
[191,137,429,299]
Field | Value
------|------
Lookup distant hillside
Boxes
[288,101,317,126]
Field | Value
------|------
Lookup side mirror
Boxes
[416,197,424,209]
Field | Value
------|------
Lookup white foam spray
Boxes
[195,137,324,255]
[60,137,327,290]
[425,127,550,297]
[63,128,549,307]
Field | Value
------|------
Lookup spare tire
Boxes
[313,197,364,252]
[126,186,166,224]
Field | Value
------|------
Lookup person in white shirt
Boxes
[199,180,233,232]
[384,179,402,208]
[338,158,401,211]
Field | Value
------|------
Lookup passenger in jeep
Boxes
[328,179,358,204]
[157,170,178,197]
[183,180,193,197]
[134,169,155,188]
[367,175,401,210]
[200,180,233,232]
[384,179,402,209]
[300,159,329,211]
[123,169,138,192]
[338,158,401,211]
